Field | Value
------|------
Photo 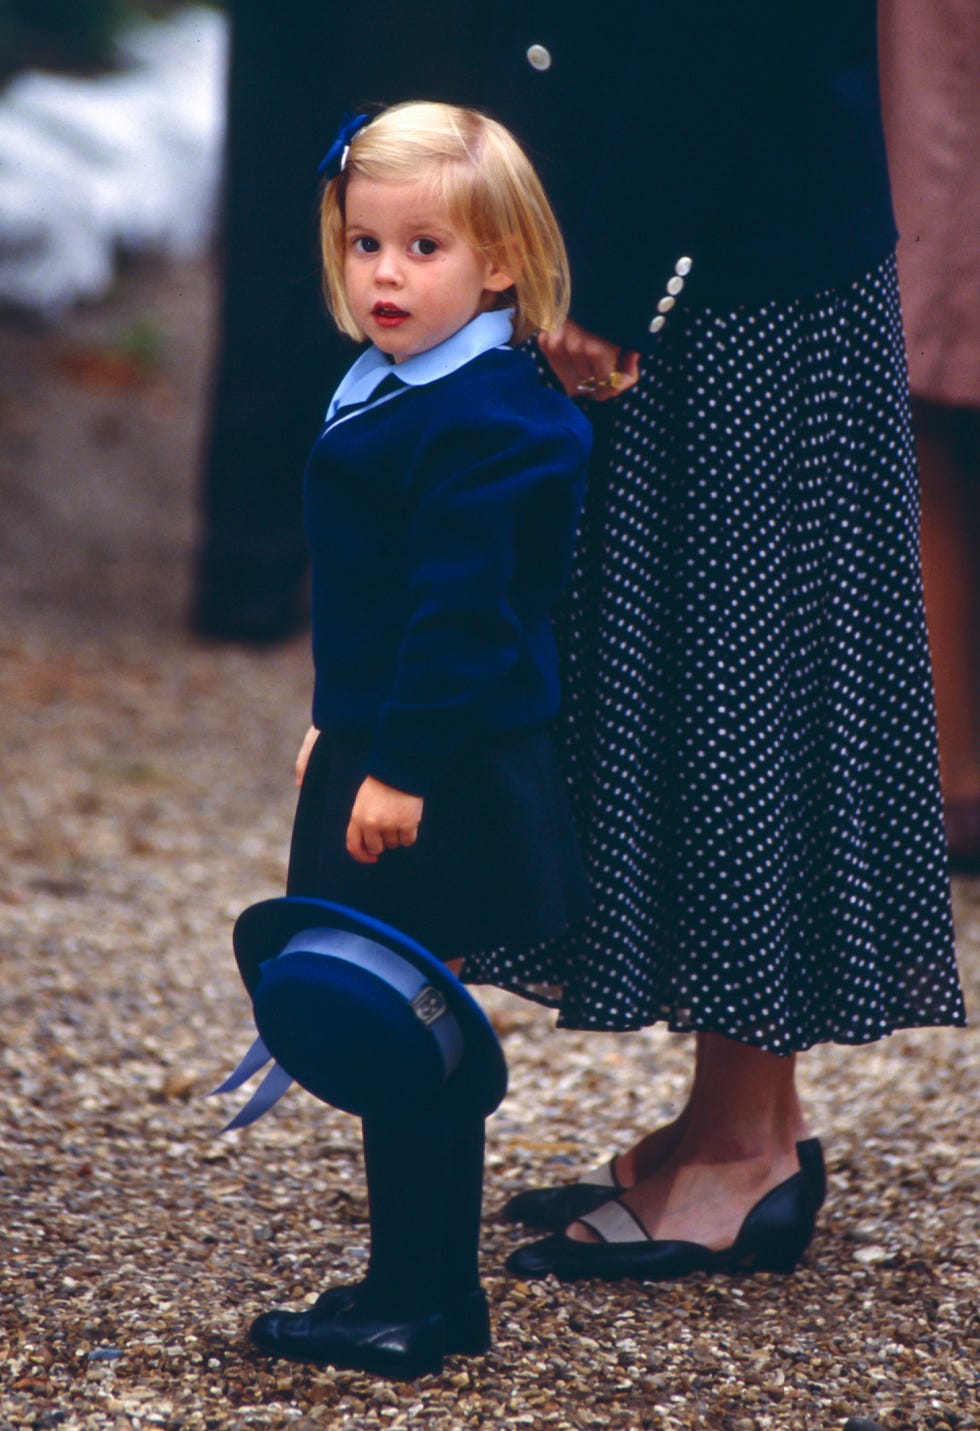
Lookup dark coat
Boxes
[478,0,896,349]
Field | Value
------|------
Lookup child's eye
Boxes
[409,237,439,256]
[351,235,380,254]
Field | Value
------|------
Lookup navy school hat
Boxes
[211,896,507,1128]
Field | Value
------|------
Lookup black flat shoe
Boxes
[249,1282,490,1378]
[506,1138,826,1283]
[502,1156,626,1229]
[307,1284,491,1356]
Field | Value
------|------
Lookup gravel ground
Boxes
[1,259,978,1431]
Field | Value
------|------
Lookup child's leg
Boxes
[361,1100,489,1343]
[249,1097,490,1374]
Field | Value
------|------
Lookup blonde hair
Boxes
[319,101,570,346]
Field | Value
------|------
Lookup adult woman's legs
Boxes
[608,1036,702,1186]
[504,1032,813,1237]
[571,1033,811,1249]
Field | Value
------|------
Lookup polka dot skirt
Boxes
[464,256,966,1054]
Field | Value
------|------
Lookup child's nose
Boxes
[374,249,403,285]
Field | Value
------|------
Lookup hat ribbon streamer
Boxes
[208,1034,295,1133]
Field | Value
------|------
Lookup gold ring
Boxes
[576,371,623,395]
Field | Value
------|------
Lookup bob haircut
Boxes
[320,101,571,346]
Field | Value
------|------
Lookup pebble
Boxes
[852,1246,892,1266]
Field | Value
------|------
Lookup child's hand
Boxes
[295,724,320,787]
[347,776,424,864]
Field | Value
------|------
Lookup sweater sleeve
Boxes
[365,412,589,796]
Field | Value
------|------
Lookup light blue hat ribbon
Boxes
[209,928,465,1132]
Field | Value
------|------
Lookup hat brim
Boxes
[233,896,507,1116]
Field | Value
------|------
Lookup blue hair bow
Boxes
[318,110,372,179]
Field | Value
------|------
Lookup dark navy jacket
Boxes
[304,345,592,796]
[481,0,897,351]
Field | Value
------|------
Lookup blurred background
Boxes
[0,0,228,637]
[0,0,177,77]
[0,0,225,315]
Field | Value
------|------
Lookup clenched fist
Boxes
[346,776,424,865]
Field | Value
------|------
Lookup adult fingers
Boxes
[539,324,633,400]
[591,349,642,403]
[540,327,609,395]
[536,333,581,395]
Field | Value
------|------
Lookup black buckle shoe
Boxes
[249,1282,490,1378]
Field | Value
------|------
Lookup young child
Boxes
[246,102,593,1375]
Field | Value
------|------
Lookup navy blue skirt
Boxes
[287,727,590,962]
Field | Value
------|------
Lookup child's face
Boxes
[343,175,514,362]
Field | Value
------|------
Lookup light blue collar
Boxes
[326,308,515,421]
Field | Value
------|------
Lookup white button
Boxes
[648,314,666,333]
[675,256,693,276]
[657,295,675,314]
[667,275,684,295]
[526,44,552,71]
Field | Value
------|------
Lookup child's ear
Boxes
[484,264,516,294]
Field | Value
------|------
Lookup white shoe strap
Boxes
[577,1199,650,1244]
[577,1157,618,1189]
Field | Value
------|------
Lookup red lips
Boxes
[373,302,409,325]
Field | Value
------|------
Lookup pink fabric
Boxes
[879,0,980,407]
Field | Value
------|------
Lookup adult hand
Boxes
[538,320,641,403]
[295,724,320,787]
[347,775,424,864]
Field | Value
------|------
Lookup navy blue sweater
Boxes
[304,346,592,796]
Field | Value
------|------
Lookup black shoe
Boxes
[307,1283,491,1356]
[506,1138,826,1283]
[249,1281,490,1378]
[502,1157,625,1230]
[248,1103,493,1376]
